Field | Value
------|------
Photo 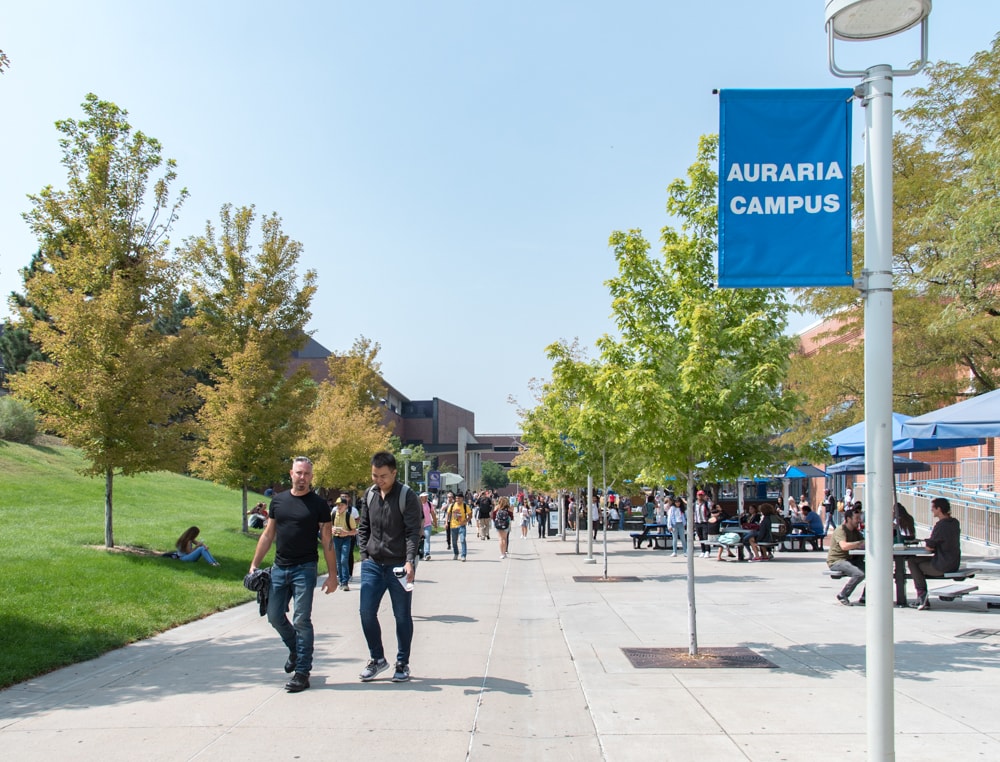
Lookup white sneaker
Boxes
[671,552,677,557]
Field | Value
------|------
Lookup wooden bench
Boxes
[782,532,827,552]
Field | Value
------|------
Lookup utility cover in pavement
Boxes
[622,646,778,669]
[572,576,641,582]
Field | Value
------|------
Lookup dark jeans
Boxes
[359,558,414,665]
[907,558,945,595]
[695,522,710,552]
[267,562,318,675]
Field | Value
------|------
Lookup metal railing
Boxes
[855,458,999,547]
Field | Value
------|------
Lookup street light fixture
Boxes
[825,2,931,761]
[400,447,413,489]
[826,0,930,41]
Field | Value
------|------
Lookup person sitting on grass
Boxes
[175,526,221,566]
[249,502,269,530]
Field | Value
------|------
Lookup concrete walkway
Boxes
[3,529,1000,761]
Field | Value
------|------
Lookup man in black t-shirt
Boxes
[250,456,337,693]
[476,492,494,540]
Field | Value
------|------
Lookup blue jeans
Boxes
[671,522,685,553]
[267,562,318,675]
[333,537,352,586]
[359,558,413,664]
[450,525,467,558]
[179,545,218,564]
[423,525,432,557]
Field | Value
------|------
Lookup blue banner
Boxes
[718,89,853,288]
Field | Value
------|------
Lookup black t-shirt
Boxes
[476,497,493,519]
[269,489,330,567]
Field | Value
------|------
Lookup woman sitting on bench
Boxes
[744,504,779,561]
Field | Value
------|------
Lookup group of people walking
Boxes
[249,452,421,693]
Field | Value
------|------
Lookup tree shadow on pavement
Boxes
[746,639,1000,680]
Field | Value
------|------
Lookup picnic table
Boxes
[782,526,828,551]
[630,522,673,549]
[845,546,977,607]
[849,547,927,606]
[849,544,979,608]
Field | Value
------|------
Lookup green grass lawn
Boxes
[0,440,309,688]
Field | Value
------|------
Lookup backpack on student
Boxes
[365,483,423,559]
[493,507,511,531]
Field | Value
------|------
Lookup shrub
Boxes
[0,396,37,443]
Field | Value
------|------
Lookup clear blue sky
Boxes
[2,2,997,433]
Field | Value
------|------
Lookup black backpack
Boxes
[493,508,511,531]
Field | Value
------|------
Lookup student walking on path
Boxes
[358,451,422,683]
[492,497,513,559]
[249,456,338,693]
[446,492,472,560]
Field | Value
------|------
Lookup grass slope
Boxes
[0,440,295,688]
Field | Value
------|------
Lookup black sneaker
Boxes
[916,594,931,610]
[837,595,852,606]
[285,672,309,692]
[392,661,410,682]
[359,657,390,682]
[855,598,866,607]
[284,651,297,674]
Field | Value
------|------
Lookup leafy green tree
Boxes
[792,35,1000,441]
[480,459,510,490]
[299,337,392,495]
[507,446,554,494]
[517,340,593,494]
[11,94,197,547]
[182,204,317,531]
[601,135,800,653]
[2,252,51,376]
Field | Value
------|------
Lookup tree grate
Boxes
[622,646,778,669]
[572,575,641,583]
[957,628,1000,639]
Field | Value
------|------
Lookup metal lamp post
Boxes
[825,2,931,760]
[400,447,413,489]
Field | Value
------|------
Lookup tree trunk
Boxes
[104,467,115,548]
[686,474,698,655]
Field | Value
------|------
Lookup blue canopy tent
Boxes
[784,464,828,479]
[826,455,931,476]
[826,412,982,456]
[899,388,1000,440]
